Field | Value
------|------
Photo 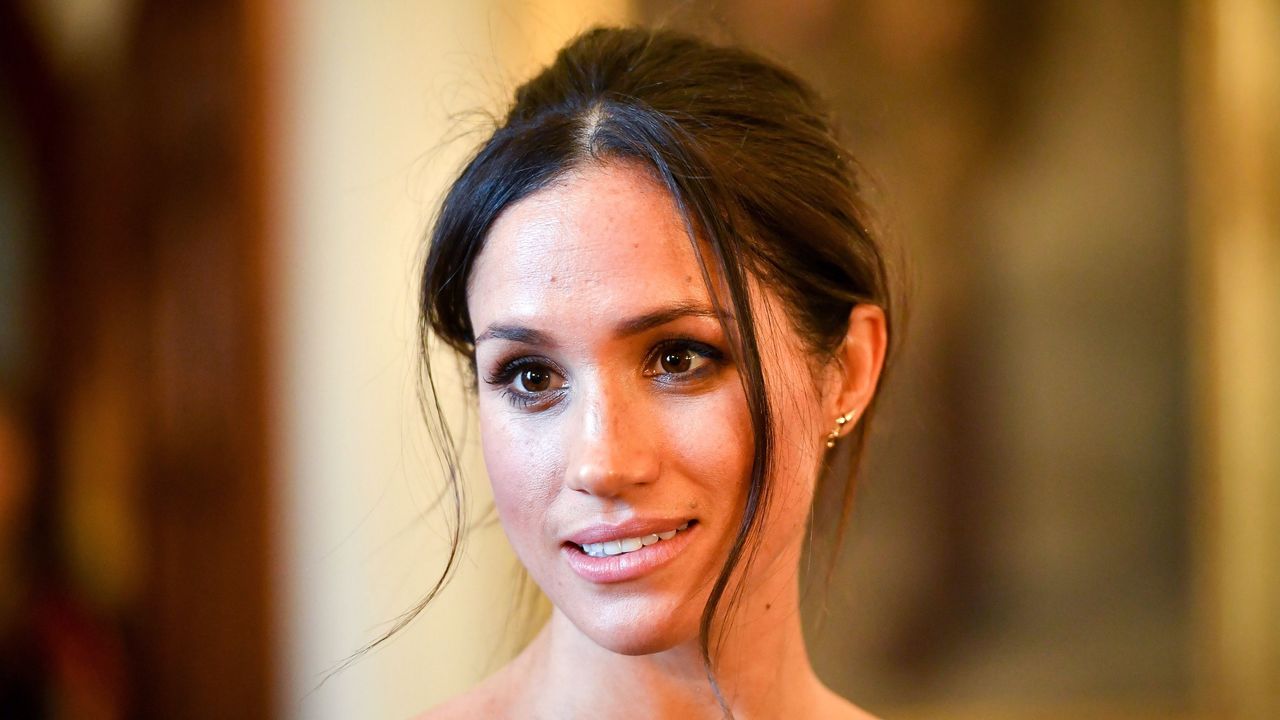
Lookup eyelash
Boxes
[484,356,564,409]
[482,339,726,410]
[645,339,725,384]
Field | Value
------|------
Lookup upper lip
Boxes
[564,518,693,546]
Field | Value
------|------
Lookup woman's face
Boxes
[467,162,834,655]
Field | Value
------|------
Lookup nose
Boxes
[564,381,659,498]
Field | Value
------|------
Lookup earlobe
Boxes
[824,407,861,448]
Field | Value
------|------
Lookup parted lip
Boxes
[563,518,694,546]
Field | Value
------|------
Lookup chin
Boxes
[581,622,689,656]
[565,596,701,656]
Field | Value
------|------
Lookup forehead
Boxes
[467,163,708,331]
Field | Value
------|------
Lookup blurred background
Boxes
[0,0,1276,718]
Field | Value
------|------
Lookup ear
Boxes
[825,304,888,440]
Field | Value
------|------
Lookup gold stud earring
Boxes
[825,409,858,448]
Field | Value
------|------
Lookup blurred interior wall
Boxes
[273,2,630,718]
[4,0,1270,718]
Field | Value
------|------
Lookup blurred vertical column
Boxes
[1186,0,1280,718]
[131,0,279,716]
[1,0,280,717]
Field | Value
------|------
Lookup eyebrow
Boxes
[473,300,727,346]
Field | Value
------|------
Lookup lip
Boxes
[562,519,698,584]
[564,518,691,546]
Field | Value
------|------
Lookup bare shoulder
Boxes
[815,684,882,720]
[416,627,548,720]
[417,661,532,720]
[413,672,515,720]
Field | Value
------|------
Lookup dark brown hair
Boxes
[384,25,894,714]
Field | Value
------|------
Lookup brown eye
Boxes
[660,349,693,374]
[516,367,552,393]
[644,342,719,381]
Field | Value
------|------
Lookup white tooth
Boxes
[603,540,623,556]
[587,543,603,556]
[657,530,677,541]
[677,522,689,530]
[620,537,643,552]
[641,534,660,546]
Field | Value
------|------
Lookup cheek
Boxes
[478,401,563,548]
[761,383,827,550]
[755,344,830,551]
[659,391,754,515]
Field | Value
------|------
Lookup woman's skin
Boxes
[424,162,886,719]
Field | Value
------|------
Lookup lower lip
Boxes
[562,524,698,584]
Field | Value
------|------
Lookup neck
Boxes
[512,571,823,719]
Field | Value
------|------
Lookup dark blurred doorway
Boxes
[1,1,275,718]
